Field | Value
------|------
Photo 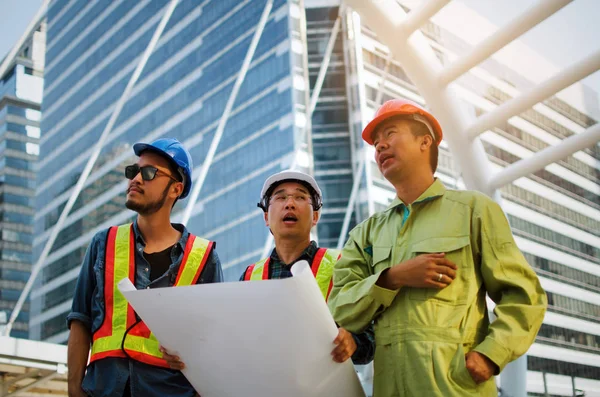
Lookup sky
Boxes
[0,0,43,63]
[0,0,599,92]
[460,0,600,92]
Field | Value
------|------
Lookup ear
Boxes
[170,181,184,199]
[420,134,433,152]
[312,210,320,227]
[264,211,270,227]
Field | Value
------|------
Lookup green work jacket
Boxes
[328,179,547,396]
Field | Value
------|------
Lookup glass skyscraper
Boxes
[32,0,599,395]
[32,0,312,342]
[0,19,45,339]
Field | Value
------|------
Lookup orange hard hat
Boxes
[362,99,443,145]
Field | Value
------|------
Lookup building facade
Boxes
[33,0,598,395]
[31,0,312,342]
[0,19,45,339]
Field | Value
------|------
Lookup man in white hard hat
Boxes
[242,170,374,364]
[163,170,374,369]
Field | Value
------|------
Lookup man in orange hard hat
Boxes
[328,99,546,396]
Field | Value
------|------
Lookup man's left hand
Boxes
[331,328,357,363]
[465,351,497,384]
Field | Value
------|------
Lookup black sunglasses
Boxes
[125,164,179,182]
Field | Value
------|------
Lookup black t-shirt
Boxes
[144,245,175,282]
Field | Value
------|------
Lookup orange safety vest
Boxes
[243,248,341,301]
[89,223,213,368]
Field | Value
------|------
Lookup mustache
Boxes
[127,184,144,194]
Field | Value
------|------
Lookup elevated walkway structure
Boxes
[0,337,67,397]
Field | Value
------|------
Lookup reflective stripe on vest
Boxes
[244,257,270,281]
[243,248,341,301]
[90,224,213,367]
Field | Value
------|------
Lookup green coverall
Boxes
[328,179,547,396]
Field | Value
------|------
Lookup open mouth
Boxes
[282,214,298,224]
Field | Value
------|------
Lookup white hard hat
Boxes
[260,170,322,199]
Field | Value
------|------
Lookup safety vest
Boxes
[89,223,213,368]
[243,248,341,301]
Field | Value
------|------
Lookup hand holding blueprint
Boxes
[118,261,365,397]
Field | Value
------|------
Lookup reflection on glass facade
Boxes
[34,0,599,395]
[0,19,45,339]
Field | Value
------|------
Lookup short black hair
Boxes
[257,179,322,212]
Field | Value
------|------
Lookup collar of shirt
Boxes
[269,240,319,268]
[387,178,446,210]
[132,220,191,287]
[132,220,189,253]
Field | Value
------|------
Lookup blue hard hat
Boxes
[132,138,193,199]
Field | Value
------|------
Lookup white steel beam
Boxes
[337,156,365,250]
[398,0,450,37]
[488,123,600,191]
[181,0,273,224]
[346,0,495,194]
[466,49,600,140]
[309,9,343,116]
[374,52,392,105]
[3,0,181,336]
[439,0,572,86]
[298,0,316,174]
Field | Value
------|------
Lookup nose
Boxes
[284,196,296,209]
[131,170,144,184]
[375,139,388,152]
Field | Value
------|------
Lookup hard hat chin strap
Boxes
[410,114,436,142]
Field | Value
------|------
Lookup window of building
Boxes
[547,292,600,322]
[41,310,70,340]
[501,184,600,236]
[524,252,600,291]
[43,279,77,310]
[508,215,600,262]
[485,143,600,207]
[537,323,600,353]
[528,356,600,380]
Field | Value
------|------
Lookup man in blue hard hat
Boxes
[67,138,222,397]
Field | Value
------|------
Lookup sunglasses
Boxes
[125,164,179,182]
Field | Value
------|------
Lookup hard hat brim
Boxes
[362,106,443,145]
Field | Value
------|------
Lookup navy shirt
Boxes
[67,221,223,397]
[240,241,375,365]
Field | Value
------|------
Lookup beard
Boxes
[125,182,171,216]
